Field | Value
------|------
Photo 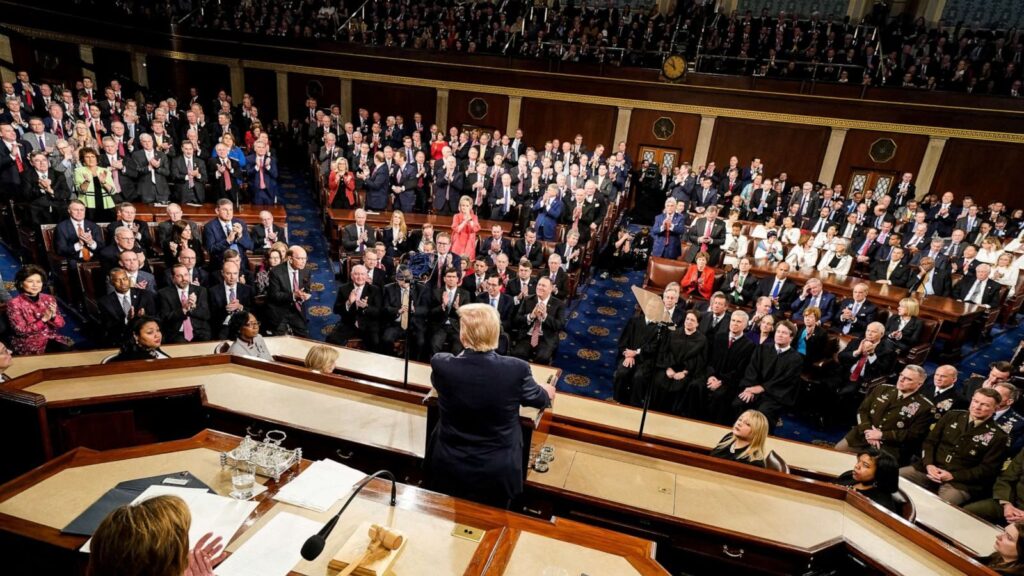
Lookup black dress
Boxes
[639,328,707,415]
[835,471,900,514]
[109,347,171,362]
[709,433,766,468]
[89,174,115,223]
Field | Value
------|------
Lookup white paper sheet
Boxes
[82,485,257,553]
[215,512,322,576]
[273,459,366,512]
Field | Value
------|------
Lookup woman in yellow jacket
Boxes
[73,147,117,222]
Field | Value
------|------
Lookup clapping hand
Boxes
[187,293,198,309]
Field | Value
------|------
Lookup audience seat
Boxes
[902,317,940,366]
[764,451,789,474]
[643,257,688,294]
[894,488,916,522]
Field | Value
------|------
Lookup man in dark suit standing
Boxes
[55,199,104,263]
[330,264,382,350]
[381,267,431,359]
[754,262,798,316]
[927,191,958,238]
[477,275,516,333]
[22,150,70,225]
[171,140,207,206]
[203,199,254,271]
[128,133,171,205]
[430,267,471,355]
[952,264,1001,308]
[246,140,279,205]
[511,277,565,364]
[832,282,877,337]
[835,321,897,400]
[888,172,915,211]
[684,205,726,263]
[207,143,241,204]
[208,261,253,339]
[390,149,417,213]
[691,176,719,213]
[364,151,390,211]
[266,246,312,337]
[157,263,211,343]
[0,123,30,202]
[731,319,804,431]
[98,267,156,344]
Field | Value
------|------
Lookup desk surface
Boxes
[25,363,427,458]
[328,208,512,234]
[550,393,1001,557]
[0,431,665,575]
[529,432,975,575]
[131,203,287,224]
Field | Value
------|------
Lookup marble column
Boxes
[817,128,849,185]
[914,136,948,198]
[506,95,522,136]
[691,115,717,168]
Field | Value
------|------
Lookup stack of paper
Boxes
[81,485,258,553]
[273,459,367,512]
[214,512,322,576]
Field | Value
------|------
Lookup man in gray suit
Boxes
[25,117,59,165]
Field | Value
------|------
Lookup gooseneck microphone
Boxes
[300,470,398,561]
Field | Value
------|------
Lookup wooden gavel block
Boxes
[328,522,407,576]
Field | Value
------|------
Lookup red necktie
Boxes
[701,221,711,252]
[223,160,233,190]
[12,148,23,173]
[118,140,125,157]
[258,157,266,188]
[24,90,33,109]
[850,354,868,382]
[180,291,194,341]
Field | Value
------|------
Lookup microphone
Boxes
[300,470,398,561]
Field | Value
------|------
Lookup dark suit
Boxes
[836,337,897,396]
[171,154,208,205]
[832,298,877,337]
[791,291,836,323]
[952,278,1001,307]
[266,263,311,336]
[477,236,513,263]
[364,163,391,211]
[426,350,550,506]
[203,217,253,269]
[512,240,544,268]
[97,288,156,344]
[128,149,171,204]
[208,282,254,339]
[20,167,70,225]
[429,286,471,354]
[906,268,953,297]
[720,270,757,306]
[754,276,798,315]
[245,153,279,205]
[55,218,104,262]
[511,295,565,364]
[476,292,516,332]
[884,315,922,355]
[330,282,382,350]
[341,223,377,254]
[251,224,287,254]
[206,156,241,203]
[683,217,726,263]
[381,281,431,358]
[869,259,912,287]
[698,310,733,340]
[505,275,537,305]
[156,284,211,342]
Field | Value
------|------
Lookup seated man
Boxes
[427,232,463,288]
[429,267,470,355]
[543,253,569,298]
[952,263,1001,308]
[266,246,312,336]
[155,203,198,247]
[461,258,490,297]
[512,228,545,269]
[832,282,876,337]
[791,278,835,323]
[613,284,683,404]
[554,231,583,274]
[697,291,732,341]
[681,309,754,424]
[476,274,516,334]
[329,264,381,351]
[108,250,157,294]
[754,261,798,316]
[98,267,155,345]
[899,388,1009,506]
[251,209,287,254]
[362,250,389,289]
[381,266,431,360]
[209,260,253,340]
[203,199,253,271]
[835,365,934,465]
[163,248,208,287]
[965,445,1024,525]
[476,223,512,264]
[834,320,897,403]
[156,263,211,343]
[906,256,952,297]
[870,246,912,287]
[960,361,1014,406]
[720,257,757,307]
[731,319,803,431]
[98,225,146,273]
[341,208,376,255]
[506,258,536,305]
[511,276,565,364]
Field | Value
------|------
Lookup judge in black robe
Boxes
[613,312,661,404]
[681,312,756,424]
[731,320,804,431]
[638,311,707,415]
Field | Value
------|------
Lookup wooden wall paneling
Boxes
[626,109,702,167]
[349,80,436,128]
[243,67,278,122]
[707,118,830,185]
[446,90,508,133]
[287,72,341,121]
[930,139,1024,208]
[90,48,132,89]
[8,35,81,91]
[832,130,929,190]
[519,98,616,152]
[145,57,229,105]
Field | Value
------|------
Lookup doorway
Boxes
[638,145,682,171]
[848,169,900,197]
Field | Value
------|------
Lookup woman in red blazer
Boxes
[328,157,357,209]
[679,252,716,301]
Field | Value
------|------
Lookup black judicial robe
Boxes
[642,328,707,414]
[681,332,755,424]
[732,345,804,422]
[612,313,660,404]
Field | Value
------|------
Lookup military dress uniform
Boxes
[839,384,935,465]
[902,410,1010,506]
[965,448,1024,525]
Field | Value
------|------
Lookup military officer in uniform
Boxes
[900,388,1009,506]
[965,447,1024,525]
[922,364,962,420]
[992,381,1024,455]
[835,365,934,465]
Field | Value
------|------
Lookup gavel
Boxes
[336,524,404,576]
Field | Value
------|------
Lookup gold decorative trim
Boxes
[7,24,1024,144]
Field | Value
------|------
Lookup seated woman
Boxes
[709,410,769,468]
[89,494,224,576]
[679,252,716,301]
[992,252,1021,298]
[381,210,409,259]
[720,221,749,269]
[753,230,784,262]
[643,310,707,414]
[7,264,74,355]
[835,449,901,515]
[254,247,284,298]
[795,306,829,367]
[748,314,775,347]
[884,298,922,355]
[750,216,778,240]
[779,216,802,246]
[986,522,1024,575]
[977,237,1004,265]
[812,224,840,252]
[784,233,818,269]
[304,344,339,373]
[816,239,853,276]
[110,316,170,362]
[227,312,273,361]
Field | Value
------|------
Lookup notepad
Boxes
[273,459,367,512]
[215,512,321,576]
[80,485,257,553]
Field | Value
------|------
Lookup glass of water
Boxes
[230,462,256,500]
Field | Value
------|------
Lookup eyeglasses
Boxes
[244,321,260,327]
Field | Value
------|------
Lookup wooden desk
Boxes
[548,393,1002,558]
[525,424,993,575]
[131,203,287,226]
[0,430,667,575]
[328,208,512,234]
